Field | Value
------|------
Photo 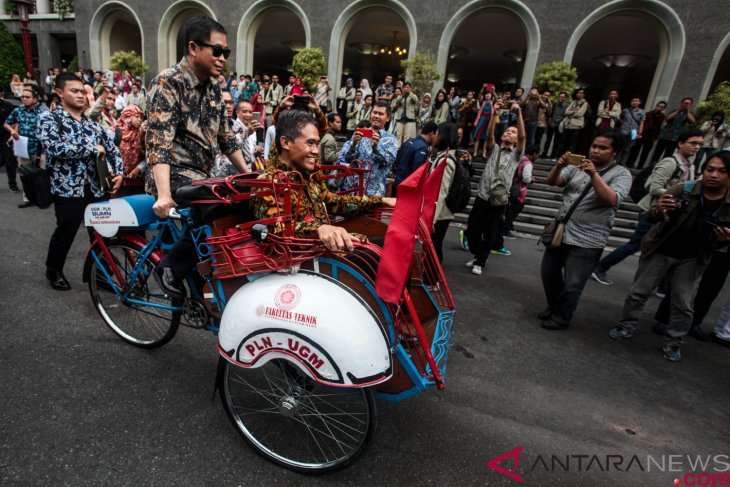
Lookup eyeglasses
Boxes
[223,100,234,105]
[197,42,231,59]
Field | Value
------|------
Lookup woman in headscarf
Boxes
[117,105,146,196]
[250,92,266,125]
[289,77,304,96]
[10,74,23,98]
[359,79,373,100]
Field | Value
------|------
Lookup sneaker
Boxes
[655,290,667,298]
[471,265,482,275]
[688,326,712,342]
[608,326,634,340]
[155,266,186,298]
[503,232,516,240]
[591,271,613,286]
[652,322,669,336]
[662,342,682,362]
[537,308,552,320]
[541,319,569,330]
[459,230,470,251]
[9,187,19,193]
[491,247,512,256]
[465,259,475,268]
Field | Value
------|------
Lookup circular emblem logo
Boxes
[274,284,301,311]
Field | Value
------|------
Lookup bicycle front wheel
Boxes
[88,239,180,348]
[218,357,376,473]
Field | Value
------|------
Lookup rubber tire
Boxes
[88,238,180,349]
[217,357,377,473]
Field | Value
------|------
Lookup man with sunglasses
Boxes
[4,84,48,208]
[145,15,250,296]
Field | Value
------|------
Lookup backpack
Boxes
[628,156,681,204]
[444,153,472,213]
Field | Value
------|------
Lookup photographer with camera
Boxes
[609,151,730,361]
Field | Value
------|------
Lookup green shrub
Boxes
[534,61,579,101]
[0,22,26,93]
[109,50,149,77]
[292,48,326,92]
[67,55,79,74]
[695,82,730,124]
[400,50,440,98]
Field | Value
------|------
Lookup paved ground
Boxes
[1,185,728,487]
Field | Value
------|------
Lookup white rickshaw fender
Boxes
[218,271,393,388]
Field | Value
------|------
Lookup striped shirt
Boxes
[559,164,633,248]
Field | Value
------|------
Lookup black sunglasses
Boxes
[197,42,231,59]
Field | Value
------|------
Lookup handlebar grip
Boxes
[168,208,181,220]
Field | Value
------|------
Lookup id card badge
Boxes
[630,129,637,140]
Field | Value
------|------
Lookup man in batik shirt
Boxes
[145,16,250,295]
[254,110,395,251]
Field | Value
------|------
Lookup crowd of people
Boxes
[1,14,729,362]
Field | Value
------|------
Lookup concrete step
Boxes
[521,204,638,227]
[513,213,635,238]
[523,198,637,220]
[510,221,630,249]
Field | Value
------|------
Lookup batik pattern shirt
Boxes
[145,57,239,194]
[38,107,123,198]
[337,129,398,196]
[6,103,47,156]
[253,151,383,238]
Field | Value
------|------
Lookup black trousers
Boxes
[46,189,102,272]
[628,137,656,169]
[431,219,451,263]
[1,142,18,189]
[543,125,558,156]
[655,250,730,328]
[563,129,581,154]
[465,196,505,266]
[651,139,676,164]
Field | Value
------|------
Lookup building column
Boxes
[36,0,52,15]
[35,31,58,77]
[0,3,6,15]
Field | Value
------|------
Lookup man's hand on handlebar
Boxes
[153,194,177,219]
[317,224,359,251]
[109,174,123,194]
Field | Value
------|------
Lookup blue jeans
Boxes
[525,123,538,148]
[595,213,654,274]
[541,244,604,325]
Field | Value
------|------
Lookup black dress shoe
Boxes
[537,308,552,320]
[688,326,712,342]
[46,270,71,291]
[155,266,185,298]
[18,201,33,208]
[541,319,569,330]
[712,335,730,348]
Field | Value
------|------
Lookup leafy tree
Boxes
[400,50,440,98]
[694,82,730,124]
[292,47,326,92]
[534,61,579,101]
[67,55,79,74]
[0,21,25,93]
[109,50,149,77]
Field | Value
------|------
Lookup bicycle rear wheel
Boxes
[88,239,180,348]
[218,357,376,473]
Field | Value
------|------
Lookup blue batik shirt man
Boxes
[337,101,397,196]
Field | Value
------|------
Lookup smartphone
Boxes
[485,83,495,93]
[357,128,374,138]
[566,154,585,166]
[251,111,262,124]
[502,100,513,110]
[292,95,309,111]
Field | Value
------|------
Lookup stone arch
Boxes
[700,31,730,101]
[157,0,217,70]
[564,0,685,105]
[436,0,540,92]
[236,0,311,76]
[89,1,145,71]
[328,0,417,95]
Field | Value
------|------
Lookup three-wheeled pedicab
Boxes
[83,164,455,473]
